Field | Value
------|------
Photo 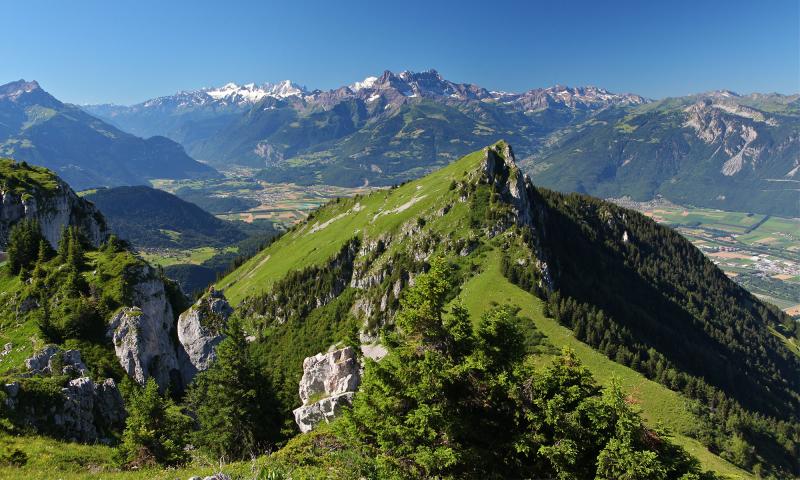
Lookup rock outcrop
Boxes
[25,345,88,376]
[108,265,181,390]
[4,375,125,443]
[177,288,234,386]
[0,173,107,249]
[58,376,125,442]
[481,143,534,227]
[293,346,361,433]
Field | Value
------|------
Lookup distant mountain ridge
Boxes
[0,79,218,190]
[83,185,247,249]
[532,92,800,216]
[83,71,798,215]
[84,69,645,181]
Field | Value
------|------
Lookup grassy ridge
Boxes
[456,247,752,479]
[218,149,486,303]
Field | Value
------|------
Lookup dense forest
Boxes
[498,186,800,476]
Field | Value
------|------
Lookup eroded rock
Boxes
[25,345,88,376]
[107,264,182,390]
[293,346,361,433]
[177,288,233,386]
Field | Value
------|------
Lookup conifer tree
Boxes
[116,378,191,467]
[6,219,44,275]
[187,315,280,460]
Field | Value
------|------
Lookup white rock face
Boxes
[177,288,233,386]
[293,346,361,433]
[108,266,180,390]
[0,179,107,249]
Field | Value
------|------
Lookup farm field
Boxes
[139,246,238,267]
[153,170,375,228]
[611,197,800,316]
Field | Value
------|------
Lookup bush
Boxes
[0,447,27,466]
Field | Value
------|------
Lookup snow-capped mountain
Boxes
[136,80,307,110]
[305,70,645,111]
[204,80,307,104]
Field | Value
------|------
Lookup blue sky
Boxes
[2,0,797,104]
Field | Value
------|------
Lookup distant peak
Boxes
[0,79,42,99]
[204,80,307,103]
[350,76,378,91]
[703,89,741,99]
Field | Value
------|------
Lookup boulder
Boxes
[107,265,181,391]
[292,346,361,433]
[293,392,355,434]
[177,287,233,386]
[60,377,98,442]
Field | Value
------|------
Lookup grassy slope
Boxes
[0,144,755,478]
[217,148,485,304]
[457,247,752,479]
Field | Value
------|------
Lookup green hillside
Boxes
[217,141,798,477]
[0,80,218,190]
[84,185,247,249]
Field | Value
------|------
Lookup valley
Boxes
[152,172,375,228]
[146,168,800,317]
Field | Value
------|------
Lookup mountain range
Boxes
[0,80,217,190]
[84,70,799,216]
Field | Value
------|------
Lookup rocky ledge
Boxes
[4,347,126,443]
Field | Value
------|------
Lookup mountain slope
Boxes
[531,93,800,216]
[83,185,247,249]
[0,80,217,190]
[217,142,798,477]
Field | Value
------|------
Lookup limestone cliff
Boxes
[0,159,107,249]
[107,264,181,390]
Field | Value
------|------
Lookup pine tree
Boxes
[187,315,279,460]
[6,219,44,275]
[344,257,531,478]
[116,378,191,467]
[30,239,50,287]
[56,225,70,261]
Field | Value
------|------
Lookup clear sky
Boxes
[2,0,797,104]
